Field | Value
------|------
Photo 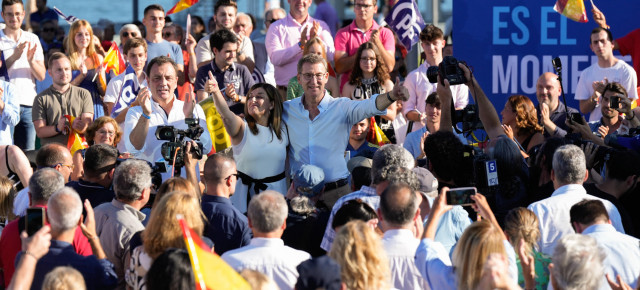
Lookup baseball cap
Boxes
[347,156,373,173]
[412,167,438,196]
[295,256,342,290]
[293,164,325,197]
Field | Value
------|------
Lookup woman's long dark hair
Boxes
[348,42,390,86]
[244,83,284,141]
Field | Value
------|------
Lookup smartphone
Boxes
[25,207,45,236]
[446,187,477,206]
[609,95,621,109]
[569,112,585,125]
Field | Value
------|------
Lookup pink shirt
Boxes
[334,20,395,90]
[265,13,334,86]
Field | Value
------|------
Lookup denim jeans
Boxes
[13,106,35,150]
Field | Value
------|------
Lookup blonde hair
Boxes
[328,220,390,290]
[42,266,86,290]
[143,192,205,258]
[0,176,16,221]
[504,207,540,255]
[66,20,97,70]
[303,37,326,59]
[451,220,506,290]
[239,269,279,290]
[153,177,199,207]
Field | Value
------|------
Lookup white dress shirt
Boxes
[583,223,640,289]
[123,96,212,181]
[221,238,311,290]
[528,184,625,256]
[382,229,429,290]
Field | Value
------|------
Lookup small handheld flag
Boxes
[101,42,126,75]
[64,115,88,155]
[554,0,589,23]
[110,64,141,119]
[167,0,199,15]
[384,0,426,50]
[53,7,79,24]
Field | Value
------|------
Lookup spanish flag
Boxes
[167,0,198,15]
[178,215,251,290]
[554,0,588,23]
[64,115,88,155]
[367,117,390,147]
[101,42,126,76]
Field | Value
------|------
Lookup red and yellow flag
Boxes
[554,0,588,23]
[200,98,231,154]
[167,0,199,15]
[64,115,88,155]
[101,42,126,76]
[178,216,251,290]
[366,117,390,147]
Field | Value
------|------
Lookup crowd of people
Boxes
[0,0,639,289]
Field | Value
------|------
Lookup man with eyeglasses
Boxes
[265,0,334,99]
[32,52,93,147]
[252,8,285,43]
[66,144,118,210]
[284,54,409,208]
[201,154,252,255]
[195,0,255,73]
[334,0,395,91]
[0,0,47,151]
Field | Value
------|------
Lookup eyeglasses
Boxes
[360,57,376,62]
[97,129,116,136]
[247,95,265,101]
[43,28,56,33]
[224,173,238,180]
[355,3,374,9]
[163,32,173,38]
[301,73,327,81]
[267,18,282,24]
[53,163,74,170]
[121,32,138,37]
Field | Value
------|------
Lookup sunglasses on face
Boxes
[121,32,138,37]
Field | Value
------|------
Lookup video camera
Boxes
[155,118,204,170]
[453,104,484,133]
[426,56,468,86]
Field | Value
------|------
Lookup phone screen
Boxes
[446,187,476,206]
[26,208,44,236]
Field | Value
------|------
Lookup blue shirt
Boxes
[346,141,378,159]
[201,195,252,255]
[583,223,640,289]
[0,80,18,145]
[146,40,184,66]
[404,126,468,159]
[283,93,386,182]
[16,240,117,290]
[194,62,255,103]
[66,179,115,210]
[423,198,472,256]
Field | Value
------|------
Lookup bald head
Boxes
[380,182,419,227]
[265,8,285,30]
[204,154,236,186]
[536,72,561,111]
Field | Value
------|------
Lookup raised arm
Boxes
[203,70,244,145]
[459,64,504,139]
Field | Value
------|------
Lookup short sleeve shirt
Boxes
[0,29,45,105]
[32,85,94,146]
[194,62,255,106]
[146,40,184,66]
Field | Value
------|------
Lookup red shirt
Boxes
[0,207,93,287]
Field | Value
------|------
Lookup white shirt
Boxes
[382,229,429,290]
[574,59,638,122]
[123,96,212,181]
[402,61,469,132]
[528,184,625,256]
[583,223,640,289]
[0,29,44,106]
[195,33,254,65]
[12,186,29,216]
[221,238,311,290]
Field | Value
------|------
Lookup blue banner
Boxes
[454,1,640,113]
[385,0,425,50]
[110,64,140,119]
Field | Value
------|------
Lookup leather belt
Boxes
[324,178,348,191]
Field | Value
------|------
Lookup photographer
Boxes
[587,82,640,138]
[123,56,212,181]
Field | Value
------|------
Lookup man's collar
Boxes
[349,19,379,32]
[211,61,235,73]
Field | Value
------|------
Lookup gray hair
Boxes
[383,166,420,192]
[264,8,286,20]
[247,190,288,233]
[29,168,65,203]
[551,234,605,290]
[552,145,586,185]
[119,24,141,36]
[47,187,83,232]
[297,54,327,75]
[113,159,152,202]
[371,144,415,185]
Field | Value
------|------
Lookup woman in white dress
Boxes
[203,71,288,213]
